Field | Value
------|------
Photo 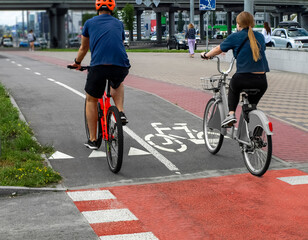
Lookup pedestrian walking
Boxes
[186,23,196,58]
[262,22,273,47]
[27,30,35,51]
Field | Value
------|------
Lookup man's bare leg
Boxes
[110,82,124,112]
[86,93,98,142]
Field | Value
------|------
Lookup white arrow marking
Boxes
[89,150,106,158]
[128,147,151,156]
[49,151,74,159]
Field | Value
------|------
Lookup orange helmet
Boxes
[95,0,116,11]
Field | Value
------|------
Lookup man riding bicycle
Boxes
[70,0,130,150]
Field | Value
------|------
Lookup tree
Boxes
[122,3,134,41]
[177,12,185,33]
[113,8,120,20]
[82,13,96,26]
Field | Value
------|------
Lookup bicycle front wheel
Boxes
[84,99,102,148]
[203,98,224,154]
[105,106,123,173]
[242,126,272,176]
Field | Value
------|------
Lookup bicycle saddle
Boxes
[242,89,260,95]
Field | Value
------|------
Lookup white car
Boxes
[3,38,13,47]
[271,28,308,48]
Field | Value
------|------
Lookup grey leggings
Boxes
[228,73,268,111]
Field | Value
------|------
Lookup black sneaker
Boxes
[84,140,98,150]
[221,114,237,128]
[119,112,128,125]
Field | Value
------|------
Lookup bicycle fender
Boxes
[248,110,273,136]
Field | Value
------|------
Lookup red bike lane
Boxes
[68,168,308,239]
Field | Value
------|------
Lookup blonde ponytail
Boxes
[236,11,260,62]
[248,26,260,62]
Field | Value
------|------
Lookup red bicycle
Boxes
[68,65,123,173]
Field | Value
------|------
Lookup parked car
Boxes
[271,28,308,48]
[3,38,13,47]
[37,38,48,48]
[68,38,80,48]
[167,34,197,50]
[19,39,29,47]
[124,38,129,48]
[278,21,301,29]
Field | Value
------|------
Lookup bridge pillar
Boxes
[244,0,254,15]
[227,12,232,36]
[48,8,58,48]
[136,9,143,41]
[302,13,308,30]
[297,12,302,27]
[156,12,162,42]
[168,10,175,37]
[199,11,205,41]
[48,4,68,48]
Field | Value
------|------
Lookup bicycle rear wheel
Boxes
[84,99,102,148]
[242,126,272,176]
[203,98,224,154]
[105,106,123,173]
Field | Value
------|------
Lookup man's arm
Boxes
[70,36,90,69]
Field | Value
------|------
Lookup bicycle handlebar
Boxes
[67,65,90,71]
[205,56,235,75]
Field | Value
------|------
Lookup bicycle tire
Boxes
[242,125,272,176]
[105,106,123,173]
[203,98,224,154]
[84,99,102,148]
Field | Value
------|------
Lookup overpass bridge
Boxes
[1,0,307,48]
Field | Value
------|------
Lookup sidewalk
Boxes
[8,50,308,163]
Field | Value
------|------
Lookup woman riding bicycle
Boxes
[201,11,269,128]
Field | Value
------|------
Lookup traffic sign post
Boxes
[200,0,216,51]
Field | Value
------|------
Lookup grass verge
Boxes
[0,83,61,187]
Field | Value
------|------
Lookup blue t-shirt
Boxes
[82,14,130,68]
[220,29,269,73]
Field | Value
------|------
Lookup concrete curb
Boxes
[0,186,67,197]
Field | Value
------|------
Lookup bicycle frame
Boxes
[208,57,273,145]
[98,81,112,141]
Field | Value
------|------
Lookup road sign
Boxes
[200,0,216,11]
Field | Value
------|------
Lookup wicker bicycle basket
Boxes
[200,74,231,91]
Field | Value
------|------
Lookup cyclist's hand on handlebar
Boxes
[201,52,211,60]
[68,63,81,70]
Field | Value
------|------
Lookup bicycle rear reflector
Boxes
[268,122,273,132]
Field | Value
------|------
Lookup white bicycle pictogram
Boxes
[144,123,204,153]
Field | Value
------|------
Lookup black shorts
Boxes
[85,65,129,98]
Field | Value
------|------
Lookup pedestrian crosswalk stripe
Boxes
[82,209,138,224]
[67,190,116,201]
[89,150,106,158]
[100,232,159,240]
[49,151,74,159]
[277,175,308,185]
[128,147,151,156]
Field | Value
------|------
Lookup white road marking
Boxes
[82,209,138,224]
[100,232,159,240]
[47,78,55,82]
[54,81,86,98]
[34,72,41,75]
[125,127,179,172]
[277,175,308,185]
[25,68,31,70]
[128,147,151,156]
[49,151,74,159]
[17,64,22,67]
[89,150,106,158]
[67,190,116,201]
[11,61,15,64]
